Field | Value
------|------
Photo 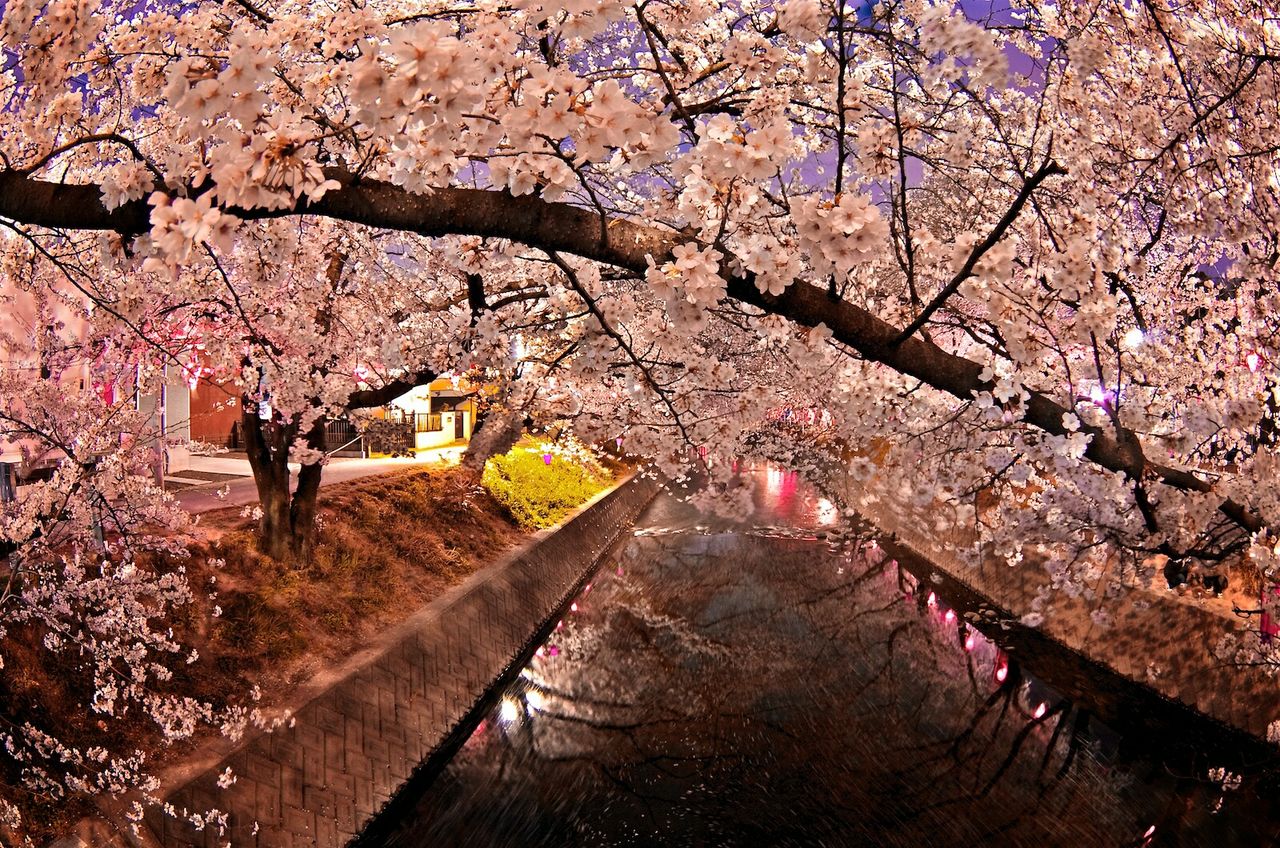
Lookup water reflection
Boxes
[379,470,1279,847]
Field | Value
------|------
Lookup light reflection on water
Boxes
[379,469,1279,848]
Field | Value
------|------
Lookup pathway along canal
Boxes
[370,468,1280,847]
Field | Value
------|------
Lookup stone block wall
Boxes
[144,474,657,848]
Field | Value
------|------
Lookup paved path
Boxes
[173,448,466,513]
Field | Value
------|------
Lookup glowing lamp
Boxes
[499,697,520,724]
[995,663,1008,683]
[944,609,956,624]
[1033,702,1047,719]
[964,633,977,651]
[1089,385,1115,407]
[927,591,937,607]
[570,602,579,612]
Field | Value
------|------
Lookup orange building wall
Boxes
[189,380,242,446]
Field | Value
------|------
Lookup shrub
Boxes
[482,438,613,529]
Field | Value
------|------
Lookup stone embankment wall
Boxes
[143,473,657,848]
[838,473,1279,742]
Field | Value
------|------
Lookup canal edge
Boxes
[125,471,658,848]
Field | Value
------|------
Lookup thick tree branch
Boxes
[346,368,438,409]
[0,167,1262,535]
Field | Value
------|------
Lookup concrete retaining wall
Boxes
[144,473,658,848]
[837,472,1280,742]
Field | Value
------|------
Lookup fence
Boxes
[321,420,363,454]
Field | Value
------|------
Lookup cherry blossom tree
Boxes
[2,0,1280,827]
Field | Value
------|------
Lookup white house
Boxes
[387,376,477,452]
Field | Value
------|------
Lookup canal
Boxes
[371,468,1280,847]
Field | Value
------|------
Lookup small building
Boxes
[387,377,477,451]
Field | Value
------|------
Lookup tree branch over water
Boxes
[0,167,1261,536]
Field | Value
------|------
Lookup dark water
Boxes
[376,469,1280,847]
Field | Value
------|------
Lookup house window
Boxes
[416,413,443,433]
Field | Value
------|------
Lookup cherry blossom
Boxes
[0,0,1277,830]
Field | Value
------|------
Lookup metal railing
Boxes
[323,419,363,454]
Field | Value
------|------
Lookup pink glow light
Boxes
[1033,702,1047,719]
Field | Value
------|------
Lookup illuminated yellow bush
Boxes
[481,438,613,529]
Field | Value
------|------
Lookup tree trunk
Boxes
[461,409,524,475]
[287,421,326,561]
[241,401,325,561]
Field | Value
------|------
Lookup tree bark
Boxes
[288,421,327,561]
[241,399,292,560]
[239,399,324,561]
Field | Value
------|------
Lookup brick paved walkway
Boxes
[142,474,657,848]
